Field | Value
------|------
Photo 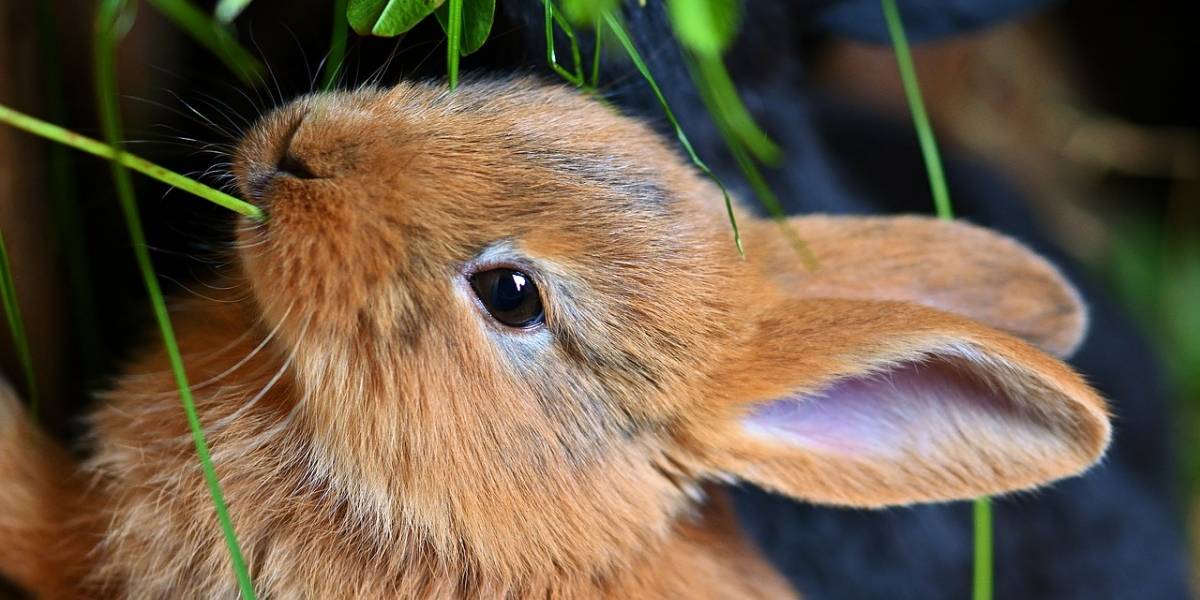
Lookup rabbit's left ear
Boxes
[749,216,1087,356]
[682,297,1109,508]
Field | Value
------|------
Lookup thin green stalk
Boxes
[589,15,602,89]
[601,11,743,255]
[0,232,37,417]
[37,0,103,383]
[95,1,255,597]
[144,0,264,83]
[0,104,260,218]
[685,54,815,269]
[693,53,780,164]
[322,0,349,90]
[446,0,464,90]
[881,2,987,599]
[724,129,816,269]
[544,0,584,86]
[881,0,953,221]
[973,496,993,600]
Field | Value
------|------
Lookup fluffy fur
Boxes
[0,78,1109,598]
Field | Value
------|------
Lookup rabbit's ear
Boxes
[685,298,1109,508]
[751,216,1087,356]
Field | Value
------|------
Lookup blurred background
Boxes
[0,0,1195,597]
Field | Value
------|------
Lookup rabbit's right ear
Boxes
[681,297,1110,508]
[750,216,1087,356]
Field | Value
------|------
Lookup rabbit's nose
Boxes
[274,117,319,181]
[244,113,320,202]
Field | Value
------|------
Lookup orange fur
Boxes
[0,78,1109,598]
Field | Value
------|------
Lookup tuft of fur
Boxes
[0,380,98,597]
[0,78,1110,598]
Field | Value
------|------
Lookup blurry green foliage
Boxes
[1106,213,1200,492]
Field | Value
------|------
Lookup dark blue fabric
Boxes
[819,0,1056,44]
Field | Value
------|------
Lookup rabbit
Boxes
[0,77,1109,598]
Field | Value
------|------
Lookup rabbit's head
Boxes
[231,78,1109,578]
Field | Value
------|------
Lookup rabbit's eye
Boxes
[469,268,544,328]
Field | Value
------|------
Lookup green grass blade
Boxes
[436,0,495,57]
[693,53,780,164]
[684,55,815,269]
[589,15,602,88]
[446,0,464,90]
[0,231,37,417]
[323,0,349,90]
[144,0,264,83]
[881,2,986,599]
[881,0,953,221]
[37,1,103,386]
[95,1,256,597]
[544,1,584,86]
[0,104,260,218]
[973,496,993,600]
[601,11,743,256]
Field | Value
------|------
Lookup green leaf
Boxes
[667,0,740,56]
[348,0,445,37]
[435,0,494,56]
[214,0,253,23]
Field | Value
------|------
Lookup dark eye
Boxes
[469,268,545,328]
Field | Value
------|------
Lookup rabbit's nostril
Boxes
[274,111,320,180]
[277,150,318,180]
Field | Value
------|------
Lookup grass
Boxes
[322,0,350,90]
[446,0,464,90]
[0,105,259,218]
[880,1,991,599]
[36,0,103,387]
[0,228,37,417]
[145,0,264,83]
[600,10,744,256]
[93,0,255,596]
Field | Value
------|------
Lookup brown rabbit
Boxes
[0,77,1109,598]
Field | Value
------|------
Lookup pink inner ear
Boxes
[742,355,1026,459]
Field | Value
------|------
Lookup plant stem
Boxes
[881,0,953,220]
[0,103,260,218]
[322,0,349,90]
[881,2,988,599]
[544,0,584,86]
[37,0,102,383]
[0,231,37,417]
[145,0,264,83]
[446,0,464,90]
[602,11,743,256]
[589,15,602,88]
[692,52,780,164]
[973,496,994,600]
[94,1,256,597]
